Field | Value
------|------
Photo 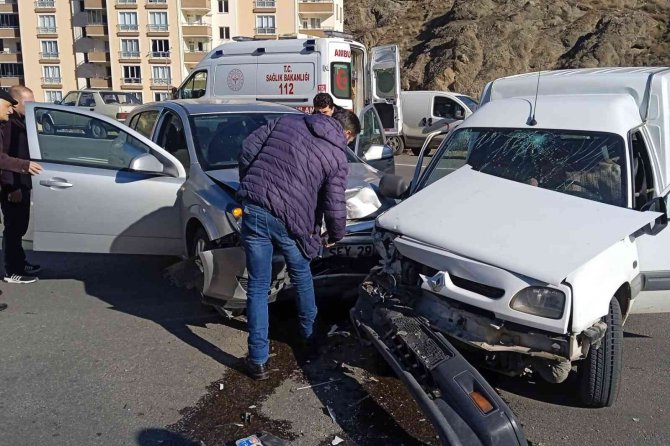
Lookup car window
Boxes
[455,95,479,112]
[357,107,384,156]
[61,92,78,106]
[179,71,207,99]
[99,92,142,105]
[78,93,96,107]
[33,107,150,170]
[157,112,190,169]
[133,110,160,139]
[433,96,464,119]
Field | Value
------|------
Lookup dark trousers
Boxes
[1,189,30,275]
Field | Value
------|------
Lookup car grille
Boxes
[449,273,505,299]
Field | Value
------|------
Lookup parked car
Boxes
[24,99,395,316]
[384,91,478,155]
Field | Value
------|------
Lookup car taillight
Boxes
[116,112,128,121]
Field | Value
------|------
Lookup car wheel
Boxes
[90,121,107,139]
[188,225,210,259]
[578,297,623,408]
[42,116,55,134]
[386,136,405,156]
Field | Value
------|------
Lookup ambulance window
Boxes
[179,70,207,99]
[331,62,351,100]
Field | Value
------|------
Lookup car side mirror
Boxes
[379,173,410,199]
[364,144,394,162]
[642,196,668,235]
[129,153,164,174]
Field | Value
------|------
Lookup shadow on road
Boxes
[137,428,202,446]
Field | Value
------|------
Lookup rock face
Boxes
[344,0,670,97]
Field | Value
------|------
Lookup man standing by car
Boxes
[313,93,343,116]
[237,110,360,380]
[1,86,43,284]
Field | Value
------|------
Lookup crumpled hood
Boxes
[377,166,660,285]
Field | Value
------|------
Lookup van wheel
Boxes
[90,121,107,139]
[42,116,55,134]
[386,136,405,156]
[578,297,623,407]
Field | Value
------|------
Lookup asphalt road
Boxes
[0,154,668,445]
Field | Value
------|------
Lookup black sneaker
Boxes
[3,274,37,284]
[244,357,270,381]
[24,263,42,275]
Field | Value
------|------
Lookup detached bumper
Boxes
[351,277,526,446]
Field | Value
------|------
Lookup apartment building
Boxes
[1,0,343,103]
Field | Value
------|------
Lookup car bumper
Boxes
[351,273,527,446]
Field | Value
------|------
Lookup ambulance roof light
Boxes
[232,36,255,42]
[323,30,354,40]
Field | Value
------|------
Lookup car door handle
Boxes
[89,108,95,111]
[40,178,73,189]
[427,118,433,126]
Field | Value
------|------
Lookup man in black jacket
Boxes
[1,86,40,284]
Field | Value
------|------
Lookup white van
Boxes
[355,67,670,410]
[175,34,402,135]
[389,91,478,155]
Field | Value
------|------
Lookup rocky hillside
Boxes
[344,0,670,97]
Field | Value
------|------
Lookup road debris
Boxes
[633,418,640,422]
[331,435,344,445]
[241,412,253,424]
[235,435,262,446]
[326,405,337,424]
[219,383,224,391]
[249,405,257,409]
[292,378,341,392]
[327,324,351,338]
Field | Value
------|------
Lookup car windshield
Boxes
[192,112,361,171]
[456,95,478,111]
[422,128,627,207]
[100,92,142,105]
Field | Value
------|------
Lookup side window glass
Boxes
[61,92,78,106]
[158,113,190,169]
[128,113,140,130]
[433,97,464,119]
[134,110,160,139]
[34,107,150,170]
[179,71,207,99]
[78,93,96,107]
[631,131,654,210]
[358,107,384,156]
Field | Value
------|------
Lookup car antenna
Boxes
[528,70,541,126]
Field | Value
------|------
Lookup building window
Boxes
[309,18,321,29]
[154,92,170,102]
[152,66,171,85]
[255,15,275,34]
[40,41,59,59]
[256,0,275,7]
[122,65,141,83]
[118,12,138,31]
[151,39,170,57]
[0,14,19,28]
[148,12,168,31]
[218,0,229,13]
[37,15,56,33]
[219,26,230,40]
[45,91,63,103]
[0,63,23,77]
[86,10,106,25]
[120,39,140,58]
[43,66,61,83]
[129,92,142,102]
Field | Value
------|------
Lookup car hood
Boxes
[377,166,660,285]
[207,162,383,192]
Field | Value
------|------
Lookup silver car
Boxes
[25,100,395,315]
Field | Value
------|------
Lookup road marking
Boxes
[396,163,428,167]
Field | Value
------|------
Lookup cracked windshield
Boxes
[424,128,627,206]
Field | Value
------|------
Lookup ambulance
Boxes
[174,32,402,137]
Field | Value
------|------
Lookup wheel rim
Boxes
[43,120,53,133]
[387,136,402,154]
[195,238,207,256]
[92,124,106,139]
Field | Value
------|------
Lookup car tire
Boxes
[89,121,107,139]
[578,297,623,408]
[42,116,55,135]
[188,225,210,259]
[410,146,425,157]
[387,136,405,156]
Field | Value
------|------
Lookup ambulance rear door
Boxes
[368,44,402,136]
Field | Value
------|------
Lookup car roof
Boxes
[138,99,303,115]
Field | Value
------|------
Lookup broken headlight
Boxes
[510,287,565,319]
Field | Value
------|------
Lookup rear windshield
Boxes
[99,92,142,105]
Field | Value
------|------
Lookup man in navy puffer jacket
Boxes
[237,110,360,380]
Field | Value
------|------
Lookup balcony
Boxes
[184,49,208,64]
[298,0,334,15]
[74,36,108,53]
[0,1,17,14]
[0,26,18,39]
[41,77,62,87]
[86,24,107,36]
[120,78,144,90]
[83,0,105,9]
[117,23,140,36]
[88,51,109,63]
[0,75,23,88]
[299,26,334,37]
[182,21,211,37]
[146,0,168,8]
[147,23,169,36]
[0,50,20,63]
[34,0,56,12]
[254,27,276,37]
[253,0,276,12]
[148,51,170,63]
[118,50,141,62]
[115,0,137,9]
[89,78,112,89]
[150,78,171,89]
[181,0,209,10]
[39,52,60,63]
[36,26,57,38]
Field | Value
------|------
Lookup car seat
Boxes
[163,120,190,168]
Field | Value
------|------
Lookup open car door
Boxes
[26,103,185,255]
[369,44,402,138]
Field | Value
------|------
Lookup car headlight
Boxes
[510,287,565,319]
[225,206,243,233]
[346,186,382,220]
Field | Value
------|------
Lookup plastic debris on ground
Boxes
[327,324,351,338]
[326,405,337,424]
[235,432,291,446]
[331,436,344,445]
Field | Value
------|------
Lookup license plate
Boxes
[327,244,374,257]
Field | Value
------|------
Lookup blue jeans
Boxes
[241,203,317,365]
